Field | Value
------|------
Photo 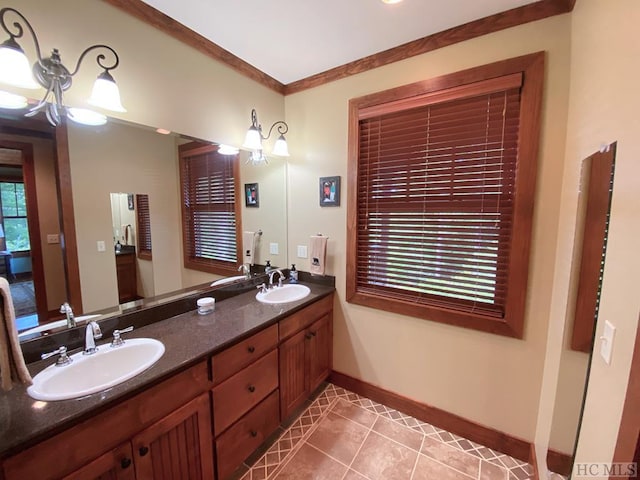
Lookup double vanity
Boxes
[0,276,335,480]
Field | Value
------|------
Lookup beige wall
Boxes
[285,15,572,441]
[567,0,640,471]
[67,121,180,312]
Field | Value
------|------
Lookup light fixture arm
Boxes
[265,119,288,139]
[69,44,120,77]
[0,7,44,62]
[250,108,289,141]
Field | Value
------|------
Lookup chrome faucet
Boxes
[268,269,286,288]
[60,302,76,328]
[84,321,103,355]
[238,263,251,279]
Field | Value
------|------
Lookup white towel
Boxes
[0,277,32,391]
[243,231,257,265]
[309,235,328,276]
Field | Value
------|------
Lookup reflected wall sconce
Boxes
[242,108,289,165]
[0,7,126,126]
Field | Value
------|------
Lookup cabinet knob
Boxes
[139,446,149,457]
[305,331,316,339]
[250,430,258,438]
[248,385,256,393]
[248,346,255,353]
[121,458,132,469]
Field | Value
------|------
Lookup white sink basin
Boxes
[27,338,165,401]
[211,275,246,287]
[256,284,311,304]
[18,314,102,339]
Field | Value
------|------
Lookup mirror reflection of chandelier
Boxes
[0,7,126,126]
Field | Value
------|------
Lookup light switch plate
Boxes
[297,245,308,258]
[269,242,279,255]
[46,234,60,244]
[600,320,616,365]
[97,241,106,252]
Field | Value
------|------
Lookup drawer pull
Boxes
[305,331,316,339]
[121,458,132,469]
[248,385,256,393]
[250,430,258,437]
[139,446,149,457]
[248,346,255,353]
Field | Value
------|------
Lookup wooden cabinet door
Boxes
[132,393,214,480]
[308,313,332,394]
[62,443,136,480]
[279,329,308,420]
[116,253,137,303]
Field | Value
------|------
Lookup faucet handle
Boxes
[111,326,134,348]
[41,346,73,367]
[256,283,267,294]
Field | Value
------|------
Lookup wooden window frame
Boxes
[135,193,152,261]
[179,142,242,276]
[346,52,544,338]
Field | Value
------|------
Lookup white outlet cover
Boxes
[297,245,308,258]
[97,240,106,252]
[46,234,60,244]
[600,320,616,365]
[269,242,279,255]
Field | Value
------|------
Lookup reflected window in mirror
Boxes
[136,194,152,260]
[179,142,242,276]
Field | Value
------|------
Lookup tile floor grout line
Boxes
[408,432,426,480]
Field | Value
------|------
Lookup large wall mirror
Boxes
[0,112,288,341]
[546,143,617,476]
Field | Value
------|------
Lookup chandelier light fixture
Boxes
[242,108,289,165]
[0,7,126,126]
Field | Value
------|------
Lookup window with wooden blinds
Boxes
[347,53,544,338]
[179,142,242,276]
[135,194,152,260]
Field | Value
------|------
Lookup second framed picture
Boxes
[319,176,340,207]
[245,183,259,207]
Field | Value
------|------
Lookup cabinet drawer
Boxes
[215,389,280,480]
[212,349,278,435]
[279,294,333,341]
[212,323,278,385]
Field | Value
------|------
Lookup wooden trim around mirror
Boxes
[571,143,616,352]
[55,121,83,314]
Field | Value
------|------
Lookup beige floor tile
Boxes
[480,459,508,480]
[350,431,418,480]
[331,398,379,428]
[307,411,370,465]
[421,436,480,477]
[372,415,424,451]
[412,454,474,480]
[274,443,348,480]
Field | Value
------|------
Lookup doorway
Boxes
[0,122,66,331]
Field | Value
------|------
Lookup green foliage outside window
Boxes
[1,182,30,251]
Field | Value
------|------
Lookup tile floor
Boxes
[237,384,535,480]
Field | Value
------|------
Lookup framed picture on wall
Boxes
[319,176,340,207]
[245,183,259,207]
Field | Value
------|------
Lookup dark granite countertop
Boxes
[0,281,334,458]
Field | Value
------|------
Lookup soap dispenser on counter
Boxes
[289,264,298,283]
[265,260,273,273]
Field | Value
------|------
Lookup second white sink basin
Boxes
[27,338,165,401]
[211,275,246,287]
[256,284,311,304]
